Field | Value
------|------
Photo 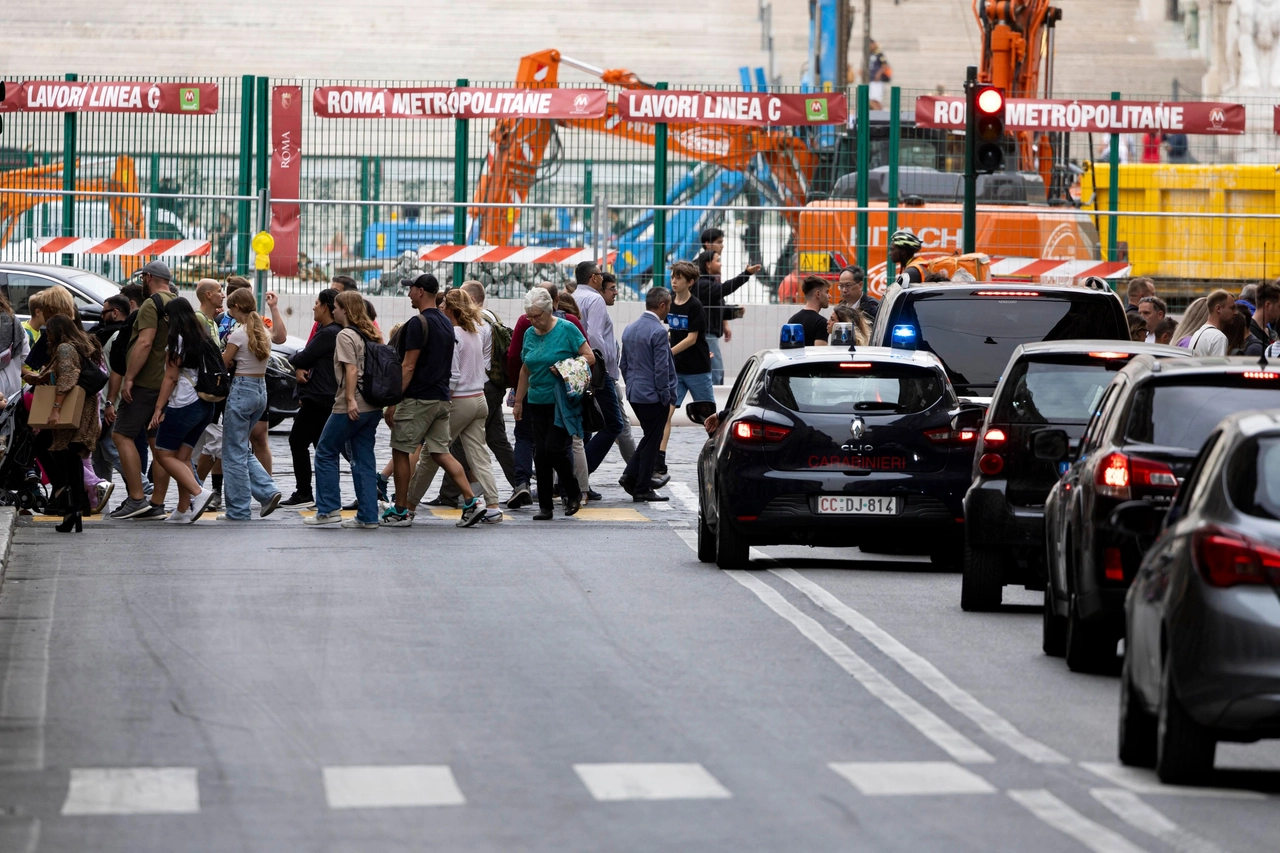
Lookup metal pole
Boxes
[584,158,593,234]
[862,0,872,85]
[887,87,901,276]
[963,66,978,255]
[148,152,160,242]
[61,72,77,268]
[653,82,669,289]
[1108,91,1120,263]
[855,84,870,271]
[255,76,270,302]
[453,77,469,288]
[235,74,254,276]
[836,0,851,89]
[255,187,268,301]
[594,194,608,268]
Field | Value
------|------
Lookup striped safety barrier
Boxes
[989,258,1131,281]
[419,245,613,265]
[37,237,211,257]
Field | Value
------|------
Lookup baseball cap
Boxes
[138,260,172,281]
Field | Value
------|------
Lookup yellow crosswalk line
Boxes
[294,509,359,519]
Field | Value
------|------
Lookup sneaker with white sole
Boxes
[304,510,343,526]
[91,482,114,515]
[207,491,223,511]
[280,492,315,509]
[133,503,167,520]
[341,517,380,529]
[259,492,282,518]
[110,496,151,519]
[189,489,215,522]
[481,508,504,524]
[380,505,412,527]
[165,508,194,524]
[457,497,486,528]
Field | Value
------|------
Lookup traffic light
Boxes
[972,84,1005,173]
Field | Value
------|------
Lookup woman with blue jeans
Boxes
[220,289,282,520]
[306,290,383,529]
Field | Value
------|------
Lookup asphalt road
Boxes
[0,425,1278,852]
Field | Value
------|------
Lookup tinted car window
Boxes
[1126,379,1280,449]
[1225,435,1280,520]
[769,362,944,414]
[993,358,1123,425]
[904,295,1122,395]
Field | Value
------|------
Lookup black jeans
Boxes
[527,402,577,512]
[289,398,331,497]
[439,381,519,501]
[35,432,90,514]
[622,401,669,492]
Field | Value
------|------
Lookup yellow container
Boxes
[1083,163,1280,282]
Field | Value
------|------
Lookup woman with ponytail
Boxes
[219,289,282,520]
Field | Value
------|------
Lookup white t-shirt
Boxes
[168,341,200,409]
[1189,323,1228,357]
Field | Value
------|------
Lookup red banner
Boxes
[616,91,847,126]
[0,80,219,114]
[313,86,607,119]
[269,87,302,278]
[915,95,1245,135]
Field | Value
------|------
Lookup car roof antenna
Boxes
[1259,350,1269,370]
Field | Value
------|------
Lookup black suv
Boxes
[868,280,1130,400]
[1041,356,1280,672]
[961,341,1192,611]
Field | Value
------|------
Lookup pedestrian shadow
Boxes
[750,555,955,575]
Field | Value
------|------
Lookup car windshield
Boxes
[1126,379,1280,449]
[1226,436,1280,521]
[992,357,1127,425]
[64,270,122,301]
[906,295,1122,395]
[769,362,945,414]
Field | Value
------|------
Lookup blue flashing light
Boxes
[780,323,806,349]
[891,324,917,348]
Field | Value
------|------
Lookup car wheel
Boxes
[1065,594,1116,674]
[1118,652,1157,768]
[960,540,1002,611]
[697,511,717,563]
[1156,655,1216,784]
[714,492,750,571]
[1042,585,1067,657]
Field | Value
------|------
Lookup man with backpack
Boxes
[108,260,176,520]
[380,273,485,528]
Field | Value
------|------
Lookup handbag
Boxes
[581,388,606,434]
[77,360,110,396]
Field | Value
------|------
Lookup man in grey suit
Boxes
[619,287,676,502]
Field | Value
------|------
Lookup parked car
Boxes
[961,341,1192,611]
[0,261,120,329]
[868,278,1130,402]
[1040,356,1280,673]
[1114,408,1280,784]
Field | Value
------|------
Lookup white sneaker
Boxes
[189,489,215,522]
[481,508,504,524]
[341,517,379,529]
[304,510,343,526]
[165,508,194,524]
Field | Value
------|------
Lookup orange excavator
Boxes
[470,49,822,247]
[974,0,1064,191]
[0,155,144,275]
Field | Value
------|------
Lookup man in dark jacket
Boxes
[282,288,341,508]
[837,266,879,322]
[693,248,761,385]
[1248,281,1280,352]
[620,288,677,502]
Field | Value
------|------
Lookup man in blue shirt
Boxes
[619,288,676,502]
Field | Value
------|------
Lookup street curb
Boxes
[0,507,15,593]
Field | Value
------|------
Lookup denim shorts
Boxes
[675,372,715,407]
[155,399,216,452]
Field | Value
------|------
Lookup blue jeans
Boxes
[584,374,625,473]
[675,372,715,407]
[316,410,381,523]
[222,377,279,519]
[706,334,725,385]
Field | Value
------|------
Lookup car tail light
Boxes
[1094,452,1178,499]
[1193,527,1280,587]
[925,427,978,446]
[838,363,873,369]
[1104,547,1125,581]
[1088,352,1133,360]
[978,453,1004,475]
[1243,372,1279,380]
[731,419,791,445]
[974,290,1040,297]
[983,428,1007,444]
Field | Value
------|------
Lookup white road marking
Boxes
[772,568,1068,764]
[0,558,60,771]
[1008,789,1149,853]
[574,763,731,801]
[1090,788,1227,853]
[829,761,996,796]
[322,765,466,809]
[1080,763,1266,800]
[724,570,994,764]
[668,481,700,514]
[61,768,200,816]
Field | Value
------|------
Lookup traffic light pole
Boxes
[963,65,977,255]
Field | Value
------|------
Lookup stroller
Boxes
[0,389,51,513]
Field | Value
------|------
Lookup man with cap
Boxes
[108,260,177,520]
[837,265,879,321]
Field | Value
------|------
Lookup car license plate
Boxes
[817,496,897,515]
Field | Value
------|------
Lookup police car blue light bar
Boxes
[891,324,917,347]
[780,323,806,349]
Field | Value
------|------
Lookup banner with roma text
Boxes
[616,91,848,126]
[269,87,303,278]
[0,80,218,114]
[313,86,607,119]
[915,95,1245,135]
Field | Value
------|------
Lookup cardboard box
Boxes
[28,385,85,429]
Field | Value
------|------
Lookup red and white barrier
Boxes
[37,237,211,257]
[989,258,1131,281]
[419,245,613,265]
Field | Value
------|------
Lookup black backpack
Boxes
[107,292,167,377]
[194,338,229,402]
[360,332,403,408]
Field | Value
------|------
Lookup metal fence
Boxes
[5,74,1280,305]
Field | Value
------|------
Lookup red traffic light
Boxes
[976,87,1004,115]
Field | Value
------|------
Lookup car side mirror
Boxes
[1033,428,1069,462]
[685,401,716,425]
[952,402,986,432]
[1109,500,1164,537]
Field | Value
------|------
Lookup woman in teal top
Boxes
[513,287,595,520]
